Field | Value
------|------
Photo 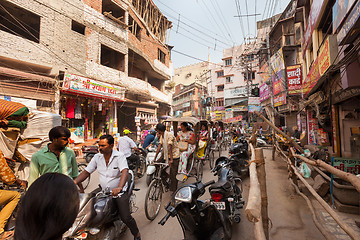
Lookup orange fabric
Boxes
[0,151,16,185]
[0,99,25,120]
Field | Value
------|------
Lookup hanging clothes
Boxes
[66,99,75,119]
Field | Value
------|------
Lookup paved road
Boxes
[82,149,326,240]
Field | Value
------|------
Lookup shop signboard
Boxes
[215,110,224,120]
[273,79,285,95]
[271,69,285,83]
[318,36,338,76]
[224,116,242,123]
[182,102,191,108]
[286,65,302,95]
[135,117,141,123]
[214,106,225,111]
[225,108,233,120]
[302,0,326,57]
[63,73,125,101]
[210,112,216,121]
[332,157,360,176]
[224,86,247,99]
[270,49,285,74]
[248,105,261,113]
[183,111,192,117]
[333,0,356,33]
[274,93,287,107]
[302,58,320,97]
[259,83,270,102]
[259,63,270,82]
[232,105,248,112]
[337,0,360,45]
[248,97,260,105]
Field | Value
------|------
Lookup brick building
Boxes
[0,0,172,140]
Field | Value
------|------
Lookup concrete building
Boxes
[173,62,209,87]
[173,82,207,119]
[0,0,172,139]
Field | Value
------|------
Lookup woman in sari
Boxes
[176,122,196,181]
[197,123,208,158]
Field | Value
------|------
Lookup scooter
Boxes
[210,157,245,225]
[63,171,138,240]
[145,146,162,186]
[159,180,232,240]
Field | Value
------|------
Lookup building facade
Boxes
[0,0,172,140]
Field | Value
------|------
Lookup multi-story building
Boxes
[173,82,207,119]
[173,62,209,87]
[0,0,172,139]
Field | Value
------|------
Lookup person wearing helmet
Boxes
[142,130,156,149]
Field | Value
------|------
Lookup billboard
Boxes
[259,83,270,102]
[224,86,247,99]
[274,93,287,107]
[287,65,302,95]
[333,0,356,33]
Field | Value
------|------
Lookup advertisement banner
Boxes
[259,63,270,82]
[248,97,260,105]
[273,79,285,95]
[63,73,125,101]
[224,116,242,123]
[302,0,326,57]
[259,83,270,102]
[248,105,261,113]
[232,105,248,111]
[214,106,225,111]
[270,49,285,74]
[183,111,192,117]
[318,36,335,75]
[225,108,233,120]
[337,0,360,45]
[332,157,360,176]
[274,93,287,107]
[333,0,356,33]
[287,65,302,95]
[224,86,247,99]
[302,58,320,97]
[271,69,285,83]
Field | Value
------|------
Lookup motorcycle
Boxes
[63,171,138,240]
[228,136,250,176]
[145,146,162,186]
[159,180,232,240]
[210,157,245,225]
[82,143,99,163]
[127,148,147,178]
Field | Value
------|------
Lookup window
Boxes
[217,85,224,92]
[102,0,125,25]
[244,71,255,81]
[101,45,125,71]
[225,58,232,66]
[71,20,85,35]
[217,71,224,78]
[0,1,40,43]
[225,76,233,83]
[247,54,254,62]
[128,15,141,41]
[158,49,166,64]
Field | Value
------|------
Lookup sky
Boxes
[152,0,291,68]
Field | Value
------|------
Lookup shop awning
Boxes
[225,99,248,108]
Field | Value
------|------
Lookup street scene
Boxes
[0,0,360,240]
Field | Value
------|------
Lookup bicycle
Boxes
[144,162,169,221]
[77,163,90,190]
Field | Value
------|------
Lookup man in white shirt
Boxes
[74,135,141,240]
[117,129,140,175]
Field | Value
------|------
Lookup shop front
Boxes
[61,73,125,140]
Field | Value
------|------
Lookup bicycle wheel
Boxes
[196,160,203,181]
[145,179,163,221]
[77,163,90,190]
[209,150,215,169]
[137,156,147,178]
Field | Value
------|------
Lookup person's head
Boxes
[99,134,114,155]
[180,122,191,132]
[49,126,71,149]
[215,122,219,127]
[15,173,79,240]
[155,123,166,136]
[201,123,207,131]
[123,129,131,135]
[150,130,156,136]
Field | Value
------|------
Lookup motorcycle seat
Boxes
[209,179,232,192]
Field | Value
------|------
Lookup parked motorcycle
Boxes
[145,146,162,186]
[63,171,138,240]
[210,157,245,225]
[228,136,250,176]
[82,143,99,163]
[127,149,147,178]
[159,179,232,240]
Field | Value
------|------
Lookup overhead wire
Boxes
[208,0,235,44]
[234,0,246,44]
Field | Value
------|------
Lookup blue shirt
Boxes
[142,134,155,148]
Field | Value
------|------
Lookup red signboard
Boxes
[224,116,242,123]
[302,58,320,97]
[287,65,302,95]
[273,80,284,95]
[274,93,287,107]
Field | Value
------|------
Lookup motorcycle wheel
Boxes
[137,156,146,178]
[146,174,153,186]
[209,150,215,170]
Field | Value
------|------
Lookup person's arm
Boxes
[111,168,129,196]
[168,144,173,167]
[153,143,162,163]
[28,155,40,187]
[74,170,90,187]
[71,154,84,193]
[75,156,96,188]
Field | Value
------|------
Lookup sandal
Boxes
[0,231,14,240]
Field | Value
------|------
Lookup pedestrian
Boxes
[142,130,156,149]
[117,129,141,175]
[28,126,83,192]
[153,123,180,192]
[14,173,79,240]
[0,150,25,239]
[74,135,141,240]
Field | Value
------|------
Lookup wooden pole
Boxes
[255,148,269,239]
[255,218,266,240]
[245,143,261,223]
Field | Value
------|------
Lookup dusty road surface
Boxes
[83,148,326,240]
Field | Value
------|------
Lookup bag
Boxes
[299,162,311,178]
[198,140,206,149]
[178,141,188,152]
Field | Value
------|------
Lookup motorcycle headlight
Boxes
[174,186,192,203]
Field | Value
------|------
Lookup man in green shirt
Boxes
[29,126,83,191]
